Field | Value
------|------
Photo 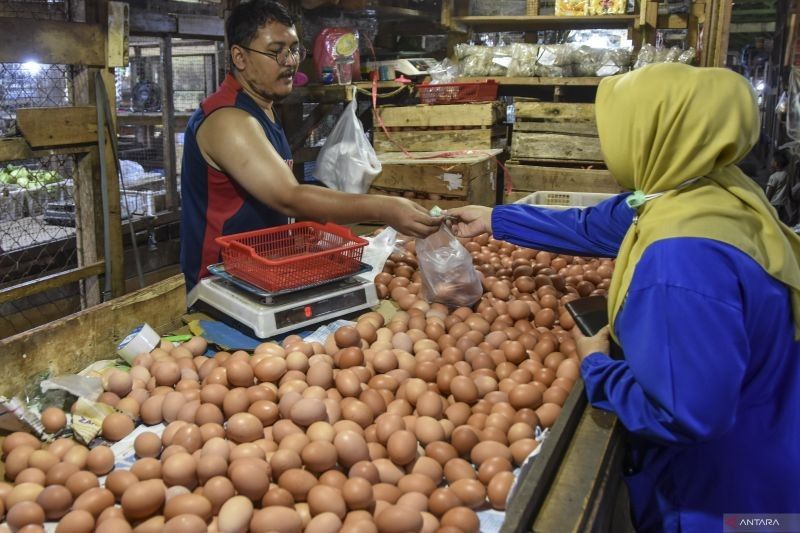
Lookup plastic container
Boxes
[417,80,499,105]
[513,190,615,209]
[216,222,368,293]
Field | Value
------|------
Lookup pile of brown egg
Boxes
[0,233,613,533]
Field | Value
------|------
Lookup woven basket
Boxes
[527,0,539,14]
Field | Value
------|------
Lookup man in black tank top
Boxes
[180,0,441,289]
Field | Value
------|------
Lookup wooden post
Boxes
[74,149,102,308]
[161,36,179,210]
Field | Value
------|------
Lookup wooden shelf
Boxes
[452,15,637,31]
[459,76,604,86]
[282,81,408,104]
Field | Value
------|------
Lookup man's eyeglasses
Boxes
[239,45,307,66]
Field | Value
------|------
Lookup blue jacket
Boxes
[493,196,800,532]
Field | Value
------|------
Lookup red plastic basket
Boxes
[215,222,368,293]
[417,80,499,105]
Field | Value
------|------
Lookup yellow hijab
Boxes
[596,63,800,339]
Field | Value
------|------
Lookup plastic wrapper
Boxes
[428,58,459,84]
[508,43,540,77]
[589,0,626,14]
[314,90,381,193]
[312,27,362,83]
[416,226,483,308]
[555,0,589,15]
[634,44,695,69]
[570,46,631,76]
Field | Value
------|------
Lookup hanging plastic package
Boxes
[416,224,483,308]
[314,87,382,193]
[313,28,361,83]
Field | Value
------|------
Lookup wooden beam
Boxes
[0,19,105,66]
[177,14,225,38]
[16,107,98,148]
[505,164,621,193]
[0,263,105,306]
[74,149,102,308]
[0,138,34,162]
[0,275,186,398]
[515,101,595,122]
[130,10,177,34]
[511,133,604,162]
[374,126,506,153]
[377,102,503,128]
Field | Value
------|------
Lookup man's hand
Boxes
[444,206,493,238]
[383,197,442,238]
[573,326,610,363]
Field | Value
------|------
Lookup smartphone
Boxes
[564,295,624,360]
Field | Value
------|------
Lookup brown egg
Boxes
[487,470,515,510]
[15,468,46,486]
[262,486,295,508]
[334,326,361,349]
[36,484,73,519]
[217,495,254,533]
[95,517,133,533]
[86,445,115,475]
[230,462,270,501]
[101,413,134,441]
[3,432,42,456]
[65,471,99,498]
[55,509,95,533]
[425,441,458,466]
[449,376,478,405]
[375,505,423,533]
[108,370,133,397]
[278,468,318,502]
[440,506,480,533]
[72,487,115,517]
[121,479,166,520]
[470,441,512,467]
[134,432,162,458]
[45,462,78,487]
[307,484,347,520]
[428,487,461,517]
[6,482,45,508]
[203,476,236,515]
[301,441,338,474]
[196,455,228,485]
[226,413,263,443]
[162,453,197,489]
[334,431,370,468]
[105,470,138,501]
[6,501,46,531]
[249,506,303,533]
[341,477,373,511]
[41,407,67,434]
[397,473,436,497]
[140,394,166,425]
[130,457,162,481]
[163,493,212,521]
[536,402,562,428]
[386,430,417,466]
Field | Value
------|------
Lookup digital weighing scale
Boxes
[186,262,379,340]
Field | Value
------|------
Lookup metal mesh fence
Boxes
[0,58,79,336]
[0,0,67,20]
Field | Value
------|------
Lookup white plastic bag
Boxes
[314,89,381,193]
[416,225,483,308]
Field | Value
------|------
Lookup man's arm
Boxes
[197,107,440,237]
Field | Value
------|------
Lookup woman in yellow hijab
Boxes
[448,63,800,532]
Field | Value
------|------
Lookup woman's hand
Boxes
[573,326,610,363]
[444,206,493,238]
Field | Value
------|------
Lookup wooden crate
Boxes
[503,163,622,203]
[370,150,500,208]
[511,101,603,163]
[374,102,506,153]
